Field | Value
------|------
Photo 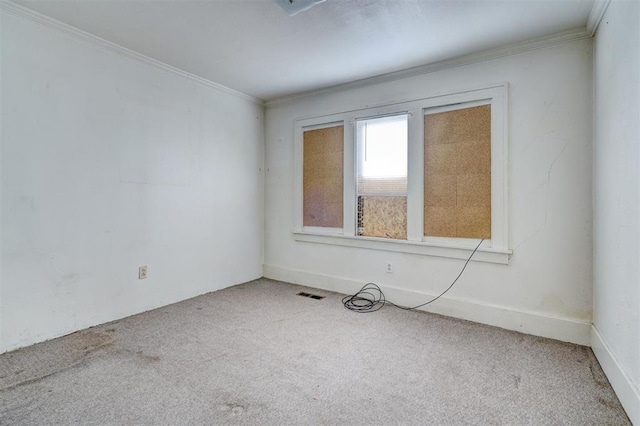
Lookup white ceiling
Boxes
[14,0,595,101]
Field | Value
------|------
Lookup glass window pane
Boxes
[357,115,408,194]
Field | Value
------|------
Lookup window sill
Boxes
[293,232,512,265]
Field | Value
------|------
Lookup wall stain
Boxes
[54,273,80,289]
[537,293,591,321]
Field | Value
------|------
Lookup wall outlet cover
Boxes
[138,265,148,280]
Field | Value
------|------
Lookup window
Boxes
[423,104,491,239]
[302,124,344,229]
[293,84,510,264]
[356,114,408,239]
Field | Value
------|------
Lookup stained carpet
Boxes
[0,278,630,425]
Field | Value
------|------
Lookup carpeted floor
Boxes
[0,278,630,425]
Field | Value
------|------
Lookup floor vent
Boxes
[297,291,325,300]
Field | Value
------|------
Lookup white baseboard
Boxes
[591,326,639,425]
[263,264,591,346]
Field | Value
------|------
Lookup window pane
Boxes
[303,125,344,228]
[356,114,407,239]
[357,115,408,194]
[423,104,491,239]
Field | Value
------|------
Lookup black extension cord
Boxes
[341,239,485,313]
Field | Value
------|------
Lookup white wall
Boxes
[592,0,640,422]
[265,39,594,345]
[0,12,264,353]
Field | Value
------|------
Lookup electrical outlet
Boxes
[386,262,393,273]
[138,265,148,280]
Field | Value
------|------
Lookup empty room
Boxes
[1,0,638,424]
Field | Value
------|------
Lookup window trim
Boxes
[293,83,511,264]
[293,232,511,264]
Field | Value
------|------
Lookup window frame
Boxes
[421,99,496,243]
[293,84,511,264]
[355,113,409,239]
[299,121,345,232]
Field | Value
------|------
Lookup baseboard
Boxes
[0,277,260,354]
[591,326,639,424]
[263,264,591,346]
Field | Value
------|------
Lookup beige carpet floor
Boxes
[0,278,630,425]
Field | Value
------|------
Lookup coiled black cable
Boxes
[342,239,484,313]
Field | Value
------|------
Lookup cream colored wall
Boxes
[592,1,640,422]
[0,12,264,352]
[265,39,594,345]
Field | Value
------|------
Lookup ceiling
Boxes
[14,0,595,101]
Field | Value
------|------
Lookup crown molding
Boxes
[265,27,591,107]
[0,1,264,105]
[1,0,596,109]
[587,0,611,37]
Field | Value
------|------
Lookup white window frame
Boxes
[293,84,511,264]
